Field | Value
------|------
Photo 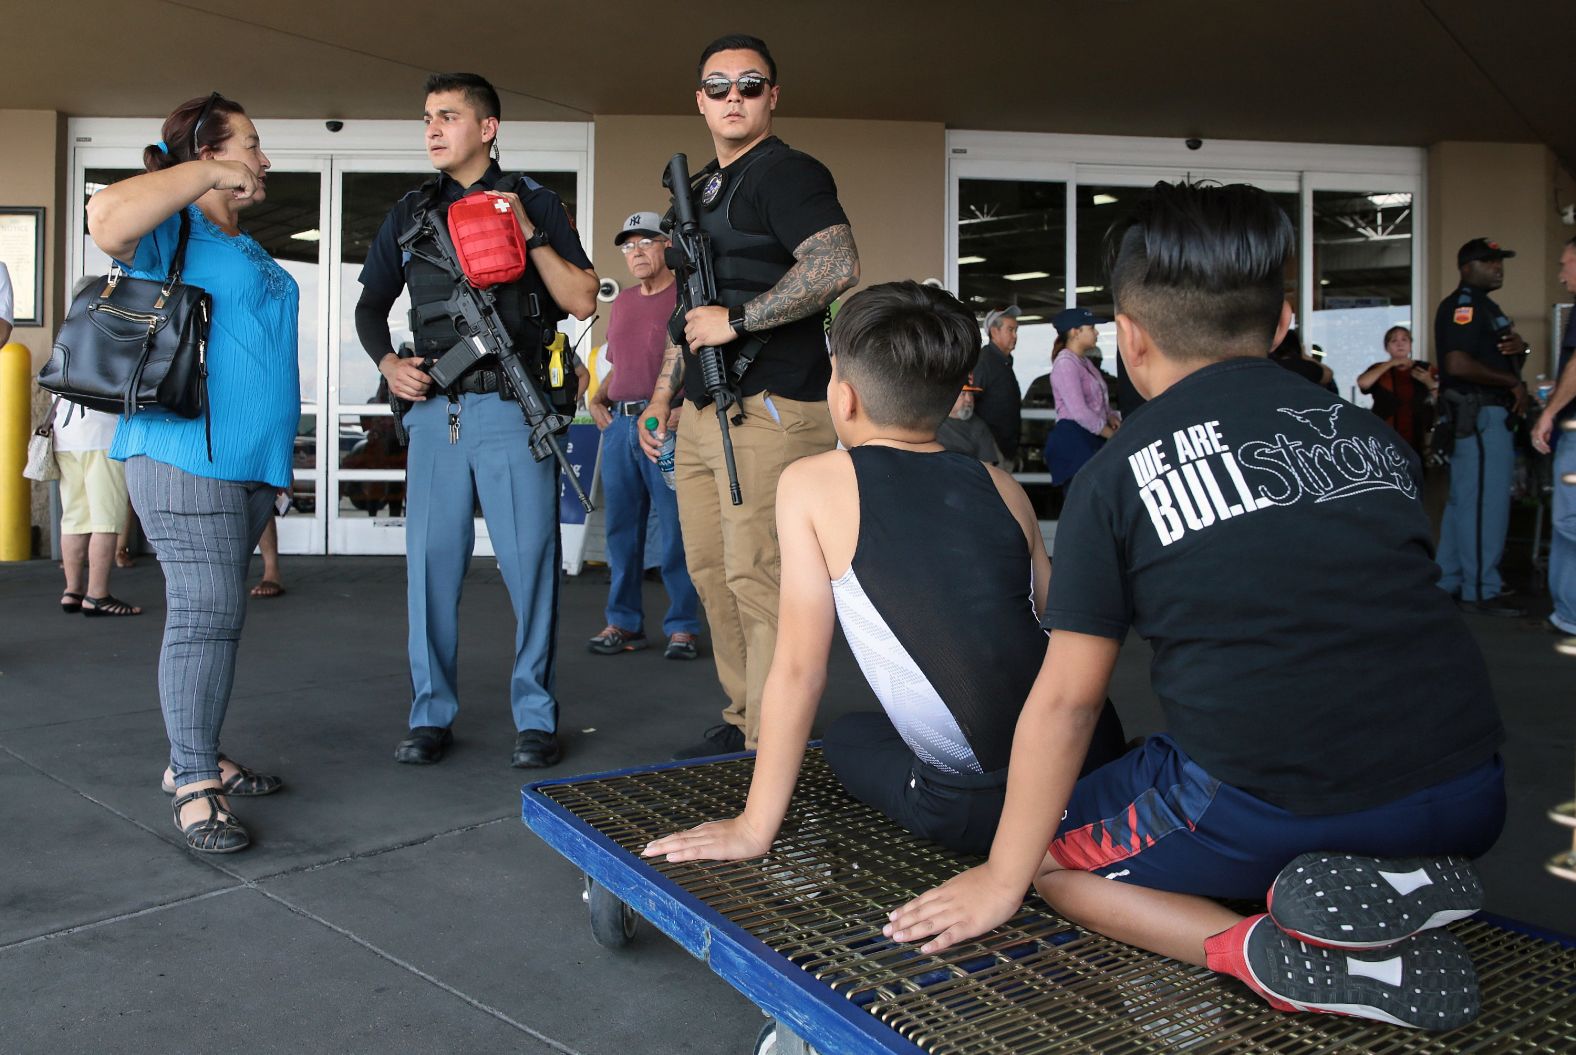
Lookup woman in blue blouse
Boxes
[88,93,298,854]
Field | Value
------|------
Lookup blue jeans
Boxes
[1552,429,1576,633]
[403,392,561,733]
[600,413,699,636]
[1438,405,1515,601]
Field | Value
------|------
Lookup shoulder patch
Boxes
[1453,306,1474,325]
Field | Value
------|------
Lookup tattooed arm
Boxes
[679,223,860,352]
[744,223,860,332]
[639,342,688,461]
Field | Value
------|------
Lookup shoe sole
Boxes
[1268,853,1483,950]
[1242,917,1479,1031]
[665,648,698,661]
[511,752,563,769]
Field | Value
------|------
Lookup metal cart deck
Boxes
[521,750,1576,1054]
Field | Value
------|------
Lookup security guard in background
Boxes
[638,33,859,759]
[356,73,597,768]
[1434,237,1529,617]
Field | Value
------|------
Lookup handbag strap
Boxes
[165,208,194,289]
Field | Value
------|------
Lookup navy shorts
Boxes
[1048,735,1506,900]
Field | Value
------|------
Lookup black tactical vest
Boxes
[682,139,794,393]
[399,174,558,366]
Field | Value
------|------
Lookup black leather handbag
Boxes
[39,209,213,456]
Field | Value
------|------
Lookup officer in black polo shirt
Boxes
[1434,237,1529,616]
[356,72,596,768]
[639,33,859,759]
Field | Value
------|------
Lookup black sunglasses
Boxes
[700,74,773,100]
[191,92,223,158]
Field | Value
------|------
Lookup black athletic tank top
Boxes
[834,446,1047,773]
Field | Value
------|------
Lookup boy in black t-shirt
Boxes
[887,183,1506,1031]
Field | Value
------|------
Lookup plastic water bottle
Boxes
[646,416,676,491]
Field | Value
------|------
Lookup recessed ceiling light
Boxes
[1003,271,1050,281]
[1016,314,1044,322]
[1092,194,1118,206]
[957,255,986,265]
[291,229,322,242]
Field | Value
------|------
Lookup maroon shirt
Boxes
[603,281,678,402]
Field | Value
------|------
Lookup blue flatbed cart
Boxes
[522,750,1576,1055]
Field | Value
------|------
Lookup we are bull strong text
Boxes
[1128,406,1418,547]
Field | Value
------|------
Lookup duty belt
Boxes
[449,368,514,400]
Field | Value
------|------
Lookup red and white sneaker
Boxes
[1268,853,1483,950]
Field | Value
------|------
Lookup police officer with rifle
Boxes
[640,35,859,759]
[356,73,596,769]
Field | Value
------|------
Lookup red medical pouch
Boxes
[447,192,528,288]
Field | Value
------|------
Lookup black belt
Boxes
[614,400,647,416]
[451,369,513,399]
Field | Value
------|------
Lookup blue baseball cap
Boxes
[1050,307,1109,334]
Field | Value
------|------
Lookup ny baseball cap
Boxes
[614,211,665,246]
[982,305,1021,333]
[1458,238,1516,266]
[1050,307,1110,334]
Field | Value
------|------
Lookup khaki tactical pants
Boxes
[674,391,837,746]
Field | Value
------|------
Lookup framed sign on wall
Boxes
[0,206,45,326]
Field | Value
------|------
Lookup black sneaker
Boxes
[672,723,746,760]
[588,625,648,655]
[395,726,453,765]
[1268,853,1483,950]
[1234,915,1480,1031]
[1457,593,1526,618]
[511,729,563,769]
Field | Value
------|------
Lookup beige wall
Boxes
[1426,141,1570,375]
[590,115,944,351]
[0,109,65,547]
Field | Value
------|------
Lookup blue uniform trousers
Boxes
[403,392,560,733]
[600,413,699,636]
[1437,405,1515,602]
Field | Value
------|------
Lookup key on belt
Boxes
[448,400,461,444]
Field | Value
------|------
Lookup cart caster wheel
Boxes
[582,874,637,948]
[753,1019,817,1055]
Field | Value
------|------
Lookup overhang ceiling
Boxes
[11,0,1575,171]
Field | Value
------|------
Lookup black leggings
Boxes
[822,702,1127,856]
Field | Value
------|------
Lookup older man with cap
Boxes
[1043,306,1119,487]
[585,212,702,659]
[936,374,1003,465]
[1435,237,1531,616]
[973,306,1023,466]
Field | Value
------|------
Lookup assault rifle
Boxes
[399,211,593,513]
[663,153,742,506]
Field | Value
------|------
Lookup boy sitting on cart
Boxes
[645,280,1126,861]
[884,182,1506,1031]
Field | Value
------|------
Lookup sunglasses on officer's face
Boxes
[700,74,773,100]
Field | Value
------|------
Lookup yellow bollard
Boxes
[0,342,35,560]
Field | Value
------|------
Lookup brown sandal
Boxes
[172,786,249,854]
[161,754,283,797]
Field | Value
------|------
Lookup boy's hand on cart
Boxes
[884,862,1025,955]
[642,815,772,862]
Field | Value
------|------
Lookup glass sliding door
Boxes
[1305,185,1416,405]
[327,156,584,557]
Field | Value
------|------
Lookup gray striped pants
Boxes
[125,456,274,785]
